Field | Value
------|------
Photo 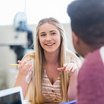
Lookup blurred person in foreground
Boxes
[67,0,104,104]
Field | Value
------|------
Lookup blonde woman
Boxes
[15,17,81,104]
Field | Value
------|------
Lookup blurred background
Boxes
[0,0,74,89]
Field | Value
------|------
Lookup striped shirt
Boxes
[42,70,62,103]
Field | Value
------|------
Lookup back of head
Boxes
[67,0,104,49]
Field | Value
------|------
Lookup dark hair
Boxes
[67,0,104,49]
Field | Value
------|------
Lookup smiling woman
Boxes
[38,23,61,53]
[14,17,81,104]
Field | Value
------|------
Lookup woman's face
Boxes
[38,23,61,53]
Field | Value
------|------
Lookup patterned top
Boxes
[42,70,62,103]
[25,50,81,104]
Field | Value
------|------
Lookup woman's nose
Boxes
[45,35,51,40]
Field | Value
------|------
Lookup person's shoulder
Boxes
[22,51,35,61]
[66,49,77,58]
[80,49,100,73]
[85,49,100,65]
[66,49,82,67]
[66,49,81,62]
[78,49,103,81]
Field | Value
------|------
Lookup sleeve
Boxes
[66,50,82,71]
[22,52,35,102]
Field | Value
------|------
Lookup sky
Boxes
[0,0,73,25]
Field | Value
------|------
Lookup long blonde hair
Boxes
[32,17,69,104]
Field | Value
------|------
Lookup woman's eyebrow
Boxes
[40,32,46,34]
[50,30,56,32]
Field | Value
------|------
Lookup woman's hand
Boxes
[57,62,78,99]
[18,60,33,84]
[15,59,33,96]
[57,63,78,73]
[18,60,33,78]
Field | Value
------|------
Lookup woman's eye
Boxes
[40,33,46,36]
[51,32,56,35]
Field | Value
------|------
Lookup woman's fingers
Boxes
[57,66,66,71]
[17,60,33,76]
[57,63,77,73]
